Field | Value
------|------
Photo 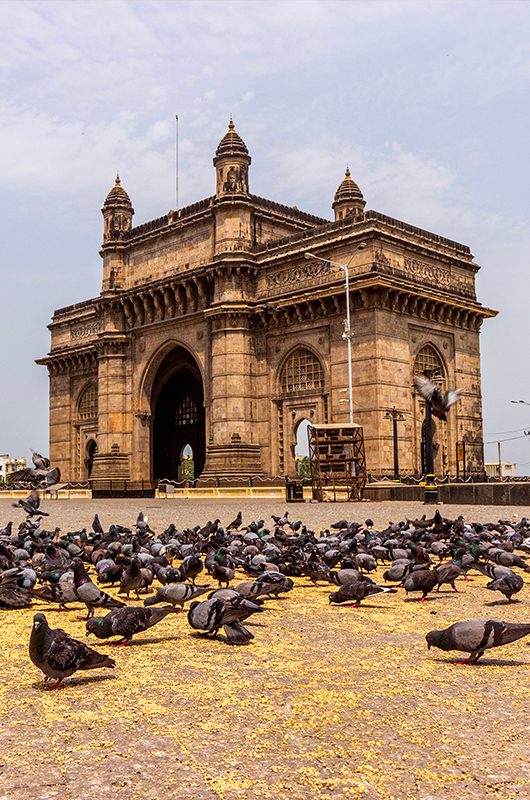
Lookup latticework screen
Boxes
[280,348,324,393]
[77,385,98,420]
[414,345,445,386]
[175,396,199,426]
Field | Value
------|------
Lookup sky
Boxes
[0,0,529,472]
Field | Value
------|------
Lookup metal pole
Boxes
[497,441,502,478]
[175,114,179,210]
[423,395,438,503]
[344,266,354,424]
[456,441,460,482]
[462,440,467,481]
[392,411,399,480]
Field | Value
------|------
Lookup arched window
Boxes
[280,348,324,394]
[413,345,445,388]
[77,385,98,421]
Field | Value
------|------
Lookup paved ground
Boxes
[1,498,530,800]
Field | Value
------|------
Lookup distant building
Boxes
[0,454,27,482]
[485,461,517,478]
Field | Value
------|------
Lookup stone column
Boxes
[201,305,262,477]
[90,333,131,482]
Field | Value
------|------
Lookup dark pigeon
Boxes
[29,612,115,689]
[86,605,176,645]
[328,580,395,608]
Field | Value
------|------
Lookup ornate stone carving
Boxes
[71,321,102,340]
[267,261,331,291]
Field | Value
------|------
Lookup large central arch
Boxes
[151,346,205,481]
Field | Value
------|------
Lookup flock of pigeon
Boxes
[2,487,530,689]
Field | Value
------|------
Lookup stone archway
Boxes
[151,347,205,481]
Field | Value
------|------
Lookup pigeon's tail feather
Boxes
[223,621,254,644]
[82,650,116,670]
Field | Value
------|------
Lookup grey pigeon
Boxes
[143,583,210,609]
[86,605,176,645]
[426,619,530,664]
[29,612,115,689]
[73,560,125,618]
[188,595,264,644]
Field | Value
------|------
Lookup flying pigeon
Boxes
[426,619,530,664]
[86,605,177,646]
[29,612,115,689]
[413,374,461,421]
[14,490,49,517]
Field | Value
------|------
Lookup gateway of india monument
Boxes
[38,119,496,484]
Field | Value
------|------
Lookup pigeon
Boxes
[426,619,530,664]
[328,580,395,608]
[188,595,264,644]
[403,569,438,602]
[434,561,462,592]
[10,465,61,487]
[32,580,78,611]
[14,490,49,517]
[413,375,461,421]
[119,557,144,599]
[86,605,177,646]
[143,583,210,609]
[180,553,204,584]
[227,511,242,531]
[73,560,125,618]
[29,613,115,689]
[471,562,524,603]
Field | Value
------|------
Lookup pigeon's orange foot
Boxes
[44,679,64,690]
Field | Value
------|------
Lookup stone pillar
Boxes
[90,333,131,482]
[201,305,262,477]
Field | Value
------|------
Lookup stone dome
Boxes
[215,117,249,158]
[333,167,364,206]
[103,175,133,208]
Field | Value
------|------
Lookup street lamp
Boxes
[305,246,366,424]
[510,400,530,406]
[384,407,405,480]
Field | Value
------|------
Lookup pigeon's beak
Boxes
[427,642,431,650]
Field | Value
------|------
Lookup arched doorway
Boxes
[277,347,327,476]
[412,344,449,475]
[85,439,97,478]
[151,347,205,481]
[294,418,311,479]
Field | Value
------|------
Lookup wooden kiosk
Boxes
[307,423,367,502]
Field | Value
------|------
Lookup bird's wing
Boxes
[413,375,437,402]
[46,630,85,672]
[443,389,462,410]
[32,451,51,470]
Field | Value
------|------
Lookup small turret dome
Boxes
[215,117,249,158]
[103,174,133,208]
[332,167,365,221]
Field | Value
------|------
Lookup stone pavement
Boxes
[1,498,529,800]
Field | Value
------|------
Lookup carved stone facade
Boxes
[38,121,496,482]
